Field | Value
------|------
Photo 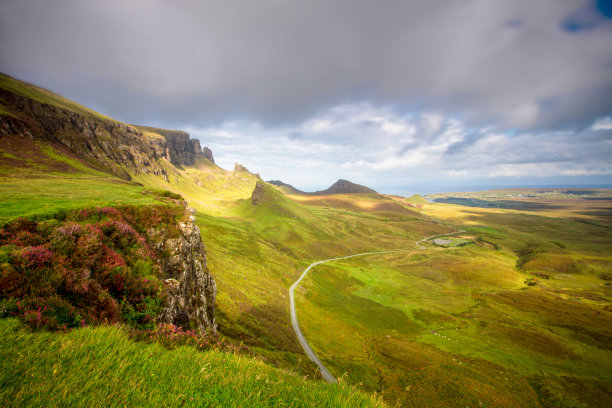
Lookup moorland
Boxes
[0,73,611,407]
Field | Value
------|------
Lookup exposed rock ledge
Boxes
[148,203,216,333]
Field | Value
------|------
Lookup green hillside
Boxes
[1,74,611,407]
[0,319,386,408]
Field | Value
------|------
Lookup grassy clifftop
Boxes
[0,318,386,408]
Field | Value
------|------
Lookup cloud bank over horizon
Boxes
[1,0,611,193]
[187,105,612,194]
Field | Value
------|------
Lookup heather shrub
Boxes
[0,205,181,331]
[1,296,83,330]
[49,222,83,256]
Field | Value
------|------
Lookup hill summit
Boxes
[268,179,377,195]
[314,179,377,195]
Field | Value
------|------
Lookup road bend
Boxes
[288,229,465,383]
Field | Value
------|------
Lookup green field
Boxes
[292,197,612,407]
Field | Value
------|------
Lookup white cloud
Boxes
[591,116,612,130]
[186,103,612,193]
[561,168,612,176]
[3,0,611,130]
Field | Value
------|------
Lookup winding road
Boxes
[288,229,465,383]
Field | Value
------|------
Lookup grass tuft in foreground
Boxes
[0,318,387,408]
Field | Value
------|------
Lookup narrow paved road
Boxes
[288,229,465,383]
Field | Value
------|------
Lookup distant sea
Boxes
[381,184,612,197]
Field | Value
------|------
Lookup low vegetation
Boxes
[0,205,184,330]
[0,318,387,407]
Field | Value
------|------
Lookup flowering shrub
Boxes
[100,220,141,247]
[49,222,83,255]
[19,246,54,269]
[0,296,83,330]
[0,205,182,331]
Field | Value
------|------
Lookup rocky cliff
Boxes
[148,203,216,332]
[0,76,208,180]
[135,126,205,167]
[202,146,215,163]
[0,203,216,333]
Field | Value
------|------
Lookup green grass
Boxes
[285,198,612,407]
[0,104,16,117]
[0,177,164,223]
[37,144,110,177]
[3,140,610,407]
[0,319,387,408]
[2,76,611,406]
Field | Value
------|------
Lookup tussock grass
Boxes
[0,319,387,407]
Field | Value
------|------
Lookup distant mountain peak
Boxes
[267,178,376,195]
[314,179,377,195]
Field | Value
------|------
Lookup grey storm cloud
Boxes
[1,0,611,131]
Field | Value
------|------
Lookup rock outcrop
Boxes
[192,139,205,160]
[138,127,202,166]
[148,204,216,333]
[251,181,268,206]
[202,147,215,163]
[234,162,250,172]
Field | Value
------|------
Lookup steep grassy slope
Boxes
[0,319,386,408]
[0,74,445,405]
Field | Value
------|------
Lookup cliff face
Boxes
[0,86,206,180]
[136,126,205,166]
[148,204,216,332]
[202,146,215,163]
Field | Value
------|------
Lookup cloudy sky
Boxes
[1,0,611,194]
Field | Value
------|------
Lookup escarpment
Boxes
[135,126,205,166]
[0,84,207,180]
[148,204,216,332]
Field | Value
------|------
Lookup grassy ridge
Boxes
[0,319,387,408]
